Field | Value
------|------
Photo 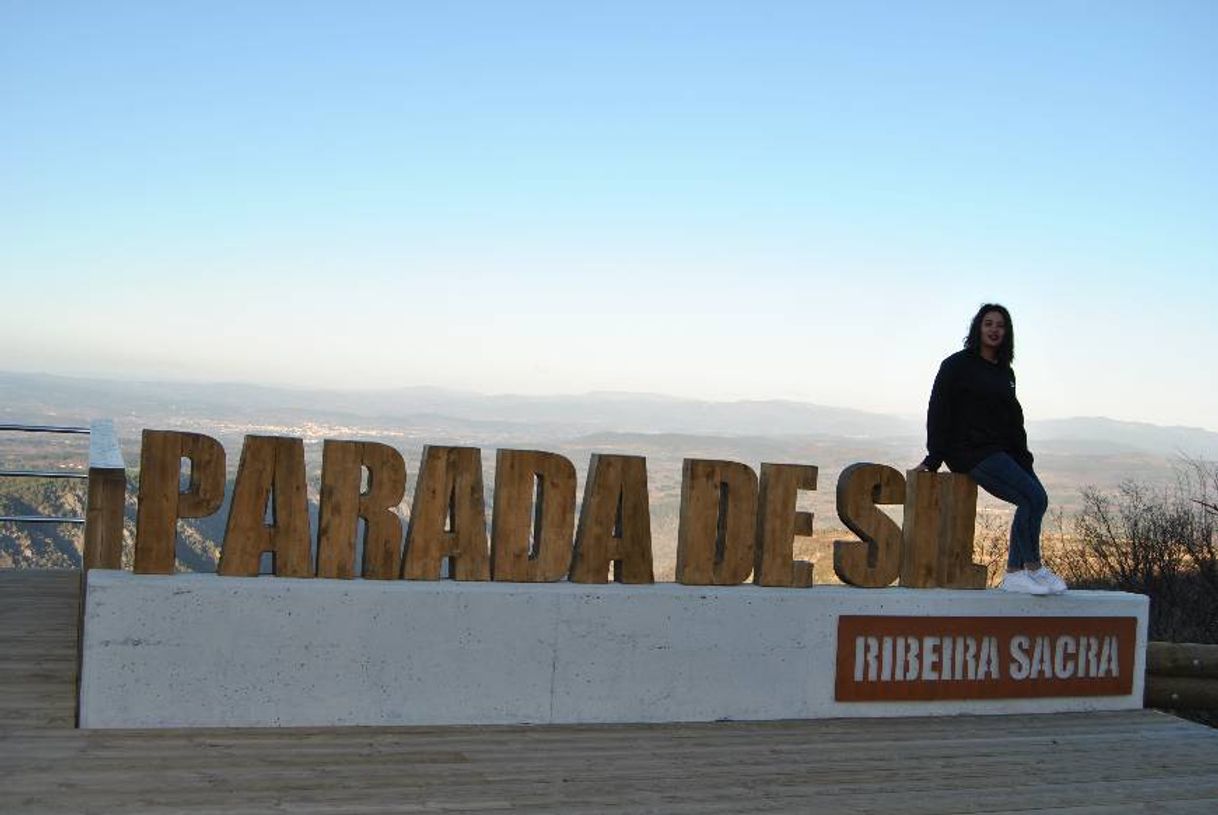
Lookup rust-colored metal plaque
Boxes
[835,615,1138,702]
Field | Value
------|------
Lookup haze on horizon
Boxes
[3,3,1215,431]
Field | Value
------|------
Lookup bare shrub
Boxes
[973,510,1010,586]
[1061,460,1218,644]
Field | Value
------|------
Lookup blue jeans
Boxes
[968,452,1048,570]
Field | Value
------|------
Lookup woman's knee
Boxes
[1026,482,1048,516]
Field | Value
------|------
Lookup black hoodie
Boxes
[919,349,1034,474]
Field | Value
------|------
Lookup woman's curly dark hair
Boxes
[964,303,1015,365]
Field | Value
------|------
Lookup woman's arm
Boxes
[920,357,954,471]
[1009,370,1035,472]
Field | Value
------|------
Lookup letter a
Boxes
[569,454,654,583]
[402,446,489,580]
[218,435,312,577]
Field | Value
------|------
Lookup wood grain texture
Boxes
[402,446,489,581]
[569,454,654,584]
[1146,643,1218,710]
[833,463,904,588]
[901,470,985,589]
[83,420,127,571]
[1148,642,1218,679]
[217,435,312,578]
[83,466,125,571]
[676,459,759,585]
[937,472,986,589]
[316,440,361,579]
[1145,676,1218,710]
[316,441,407,580]
[177,433,226,519]
[490,449,576,582]
[0,570,80,728]
[134,431,226,575]
[357,442,407,579]
[8,709,1216,815]
[133,430,181,574]
[5,570,1218,814]
[753,462,817,588]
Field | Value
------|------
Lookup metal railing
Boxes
[0,423,90,525]
[0,421,127,569]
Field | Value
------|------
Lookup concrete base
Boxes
[78,571,1148,728]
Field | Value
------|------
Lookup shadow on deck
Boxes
[3,569,1218,814]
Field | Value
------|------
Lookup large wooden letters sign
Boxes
[133,429,985,588]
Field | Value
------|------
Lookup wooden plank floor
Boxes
[0,569,80,728]
[3,570,1218,814]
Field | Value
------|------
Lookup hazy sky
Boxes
[3,2,1216,429]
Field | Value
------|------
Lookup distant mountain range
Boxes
[4,369,1215,573]
[3,370,1216,458]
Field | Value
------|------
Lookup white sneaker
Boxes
[1030,567,1068,594]
[1000,570,1051,595]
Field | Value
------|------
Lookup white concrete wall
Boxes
[78,571,1148,728]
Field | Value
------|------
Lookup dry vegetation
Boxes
[1057,460,1218,644]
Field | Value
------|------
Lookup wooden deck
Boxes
[3,570,1218,814]
[0,569,80,728]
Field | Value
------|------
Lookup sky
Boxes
[2,1,1216,430]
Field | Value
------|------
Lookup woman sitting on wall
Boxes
[916,303,1067,596]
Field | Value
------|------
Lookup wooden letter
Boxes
[901,470,986,589]
[317,440,359,578]
[134,429,226,574]
[317,440,407,580]
[833,463,904,588]
[569,454,654,584]
[83,419,126,571]
[753,463,818,587]
[490,449,577,582]
[936,472,986,589]
[402,446,489,580]
[134,430,178,575]
[676,459,758,585]
[217,435,312,578]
